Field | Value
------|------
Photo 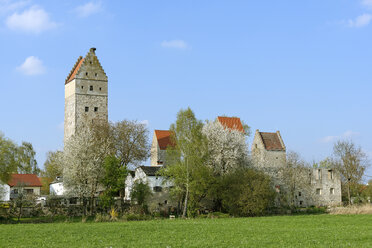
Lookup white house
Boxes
[49,177,64,196]
[0,183,10,202]
[125,166,173,201]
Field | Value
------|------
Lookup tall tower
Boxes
[64,48,108,143]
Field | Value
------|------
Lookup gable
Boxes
[259,132,285,151]
[154,130,174,150]
[65,48,108,84]
[217,116,245,133]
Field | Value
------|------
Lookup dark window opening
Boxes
[95,73,97,77]
[90,61,92,64]
[25,189,33,194]
[300,201,303,206]
[86,72,88,76]
[299,192,302,196]
[89,85,93,91]
[85,107,89,112]
[153,186,162,192]
[99,87,102,91]
[94,107,98,112]
[164,200,168,205]
[69,198,77,204]
[81,86,84,89]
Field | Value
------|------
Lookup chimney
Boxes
[90,47,96,54]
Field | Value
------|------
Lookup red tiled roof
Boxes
[65,56,84,84]
[155,130,175,150]
[259,132,285,151]
[8,174,42,187]
[217,116,245,133]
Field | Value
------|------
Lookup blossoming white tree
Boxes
[62,124,111,215]
[202,120,249,175]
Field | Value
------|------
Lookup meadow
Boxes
[0,214,371,248]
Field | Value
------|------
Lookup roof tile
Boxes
[8,174,42,187]
[217,116,245,133]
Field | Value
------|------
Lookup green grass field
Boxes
[1,215,372,248]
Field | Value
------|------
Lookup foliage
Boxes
[0,132,18,183]
[17,142,40,175]
[100,155,127,209]
[61,124,112,215]
[332,140,370,205]
[221,168,275,216]
[110,120,150,168]
[42,151,63,180]
[1,215,372,247]
[161,107,209,217]
[202,120,248,175]
[130,180,152,211]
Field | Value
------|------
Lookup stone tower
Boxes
[64,48,108,143]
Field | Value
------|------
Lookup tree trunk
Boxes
[347,182,351,205]
[182,185,188,218]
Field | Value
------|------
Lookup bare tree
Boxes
[279,151,315,208]
[333,140,370,205]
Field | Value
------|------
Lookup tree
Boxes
[221,168,275,216]
[333,140,370,205]
[279,151,314,208]
[100,155,127,210]
[62,125,111,216]
[17,142,40,175]
[130,180,152,212]
[111,120,150,169]
[161,107,209,218]
[0,132,18,183]
[42,151,63,180]
[202,120,249,176]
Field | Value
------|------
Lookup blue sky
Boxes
[0,0,371,176]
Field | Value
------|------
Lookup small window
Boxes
[317,169,322,180]
[276,157,278,159]
[298,192,302,197]
[328,170,334,180]
[99,87,102,91]
[95,73,98,77]
[164,200,168,205]
[153,186,162,192]
[299,201,303,206]
[90,61,92,64]
[89,85,93,91]
[85,107,89,112]
[81,86,84,89]
[316,188,322,195]
[86,72,88,76]
[330,188,335,195]
[94,107,98,112]
[25,189,33,194]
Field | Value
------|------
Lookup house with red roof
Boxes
[150,130,175,166]
[6,174,43,200]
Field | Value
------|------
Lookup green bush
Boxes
[124,214,151,221]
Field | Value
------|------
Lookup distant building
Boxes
[64,47,108,143]
[150,130,174,166]
[7,174,43,200]
[49,177,64,196]
[217,116,245,133]
[0,183,10,202]
[251,129,342,207]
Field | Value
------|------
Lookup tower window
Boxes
[85,107,89,112]
[81,86,84,89]
[86,72,88,76]
[330,188,335,195]
[99,87,102,91]
[94,107,98,112]
[95,73,97,77]
[90,85,93,91]
[90,61,92,64]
